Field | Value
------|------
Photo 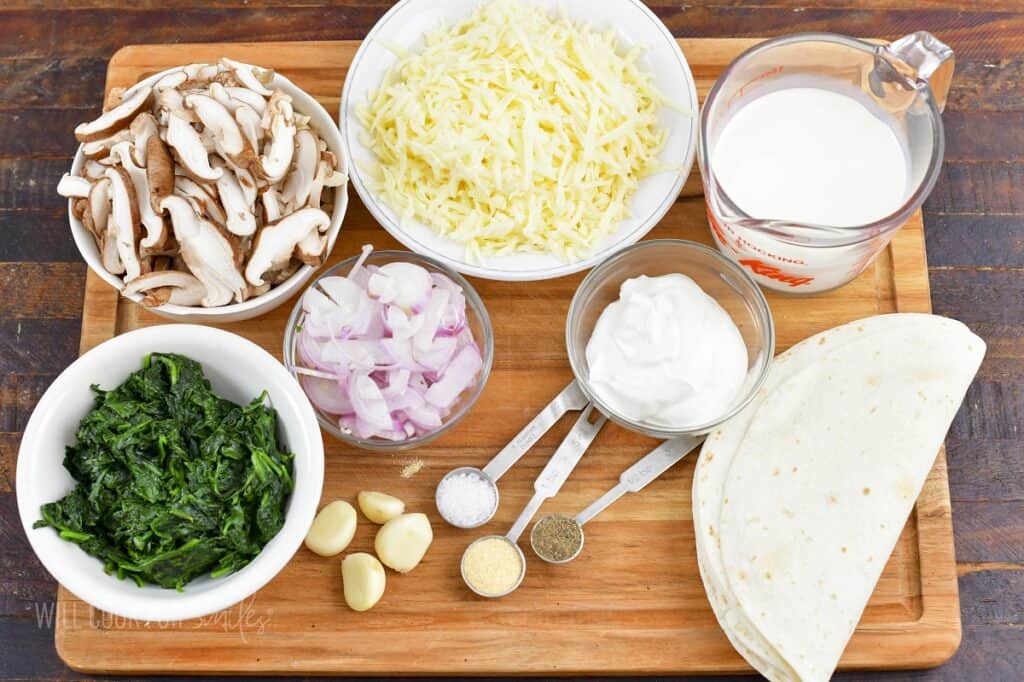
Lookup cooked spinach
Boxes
[34,353,294,591]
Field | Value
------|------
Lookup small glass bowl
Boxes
[566,239,775,439]
[283,250,494,451]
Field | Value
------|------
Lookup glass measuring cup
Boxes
[699,32,954,293]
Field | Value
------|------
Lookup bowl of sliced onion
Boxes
[283,246,494,450]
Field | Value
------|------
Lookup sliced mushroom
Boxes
[220,58,273,97]
[174,176,227,226]
[110,141,168,252]
[182,63,210,80]
[233,166,258,208]
[75,86,152,143]
[281,129,318,207]
[208,82,240,113]
[270,259,302,285]
[234,104,264,154]
[129,113,160,167]
[295,230,328,266]
[161,195,247,306]
[80,176,112,245]
[146,134,174,212]
[245,208,329,286]
[262,187,282,222]
[57,173,92,198]
[81,129,132,160]
[185,93,260,174]
[83,159,108,181]
[122,270,207,307]
[260,91,296,182]
[226,86,267,115]
[308,158,347,210]
[105,166,145,282]
[153,70,188,91]
[156,87,198,124]
[166,113,221,181]
[249,281,272,297]
[71,197,88,222]
[213,160,257,236]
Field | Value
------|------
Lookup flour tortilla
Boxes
[694,315,922,681]
[693,314,984,681]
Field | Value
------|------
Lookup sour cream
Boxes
[584,274,747,427]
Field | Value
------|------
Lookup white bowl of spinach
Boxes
[16,324,324,621]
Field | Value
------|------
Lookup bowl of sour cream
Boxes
[566,239,774,438]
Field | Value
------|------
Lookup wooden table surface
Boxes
[1,2,1021,680]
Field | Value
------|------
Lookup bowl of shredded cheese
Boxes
[341,0,698,281]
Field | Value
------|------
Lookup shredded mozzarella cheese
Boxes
[358,0,669,261]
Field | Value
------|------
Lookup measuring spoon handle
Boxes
[481,380,589,482]
[506,404,607,542]
[575,435,704,526]
[535,404,607,497]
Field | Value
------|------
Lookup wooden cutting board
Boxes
[55,39,960,675]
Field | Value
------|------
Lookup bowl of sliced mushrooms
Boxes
[58,58,349,322]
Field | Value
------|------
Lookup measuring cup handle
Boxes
[482,380,589,481]
[882,32,955,112]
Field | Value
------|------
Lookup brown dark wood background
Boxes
[1,1,1022,680]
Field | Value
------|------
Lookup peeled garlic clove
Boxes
[305,500,357,557]
[358,491,405,525]
[374,512,433,573]
[342,553,386,612]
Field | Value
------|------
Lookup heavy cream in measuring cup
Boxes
[585,274,747,427]
[712,87,909,227]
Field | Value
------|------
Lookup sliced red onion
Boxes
[425,345,483,409]
[383,368,410,397]
[385,305,425,340]
[414,289,450,351]
[300,375,353,415]
[296,245,483,442]
[368,262,432,310]
[405,403,443,430]
[349,373,392,430]
[413,336,457,372]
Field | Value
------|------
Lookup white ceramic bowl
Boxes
[16,325,324,622]
[67,62,350,323]
[340,0,698,281]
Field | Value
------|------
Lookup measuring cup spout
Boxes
[876,32,955,112]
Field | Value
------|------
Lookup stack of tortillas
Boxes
[693,314,984,681]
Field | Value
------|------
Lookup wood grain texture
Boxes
[39,39,961,677]
[2,2,1022,681]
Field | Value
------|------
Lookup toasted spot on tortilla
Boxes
[818,336,827,345]
[841,546,847,553]
[863,487,871,495]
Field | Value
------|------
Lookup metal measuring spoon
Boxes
[461,404,607,597]
[531,434,704,564]
[436,380,589,528]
